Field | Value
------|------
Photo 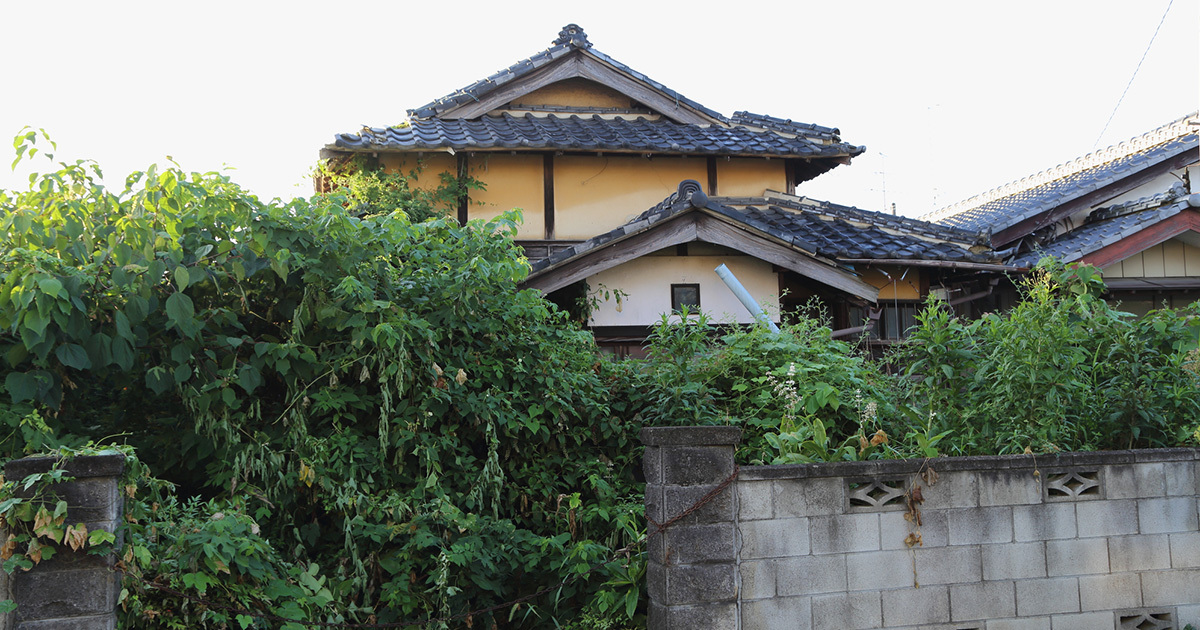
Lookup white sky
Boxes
[1,1,1196,218]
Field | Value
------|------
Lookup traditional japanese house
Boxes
[324,25,1011,352]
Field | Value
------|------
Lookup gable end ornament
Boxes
[554,24,591,49]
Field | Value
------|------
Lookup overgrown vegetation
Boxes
[2,131,1198,628]
[619,260,1200,465]
[1,131,643,628]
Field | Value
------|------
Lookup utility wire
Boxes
[1093,0,1175,149]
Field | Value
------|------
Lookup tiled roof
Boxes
[730,112,844,144]
[760,192,989,246]
[725,197,995,263]
[1013,204,1185,268]
[924,114,1199,232]
[408,24,726,122]
[333,113,861,158]
[334,25,863,160]
[529,183,997,274]
[1012,185,1191,267]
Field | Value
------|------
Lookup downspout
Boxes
[949,278,1001,307]
[830,308,881,339]
[714,264,781,333]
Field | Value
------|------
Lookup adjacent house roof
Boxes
[328,25,864,165]
[1013,184,1200,268]
[923,114,1199,247]
[521,180,1010,299]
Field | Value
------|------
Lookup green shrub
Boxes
[0,132,644,628]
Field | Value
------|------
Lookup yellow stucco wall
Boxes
[1102,238,1200,278]
[587,254,780,327]
[379,153,458,194]
[514,78,633,109]
[555,156,707,239]
[716,158,787,197]
[467,154,544,239]
[860,267,922,300]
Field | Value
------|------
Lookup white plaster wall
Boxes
[1104,171,1186,206]
[586,255,779,327]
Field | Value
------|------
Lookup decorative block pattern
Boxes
[1115,609,1174,630]
[847,478,908,512]
[642,430,1200,630]
[1044,470,1102,501]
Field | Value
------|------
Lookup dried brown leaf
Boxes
[65,523,88,551]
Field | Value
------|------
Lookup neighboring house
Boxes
[323,25,1011,352]
[925,114,1200,314]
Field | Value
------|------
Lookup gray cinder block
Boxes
[948,507,1014,545]
[1077,573,1142,611]
[880,585,950,626]
[1014,577,1079,616]
[1075,500,1139,538]
[950,580,1016,622]
[1137,497,1198,534]
[1046,538,1109,576]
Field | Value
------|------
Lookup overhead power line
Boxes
[1093,0,1175,150]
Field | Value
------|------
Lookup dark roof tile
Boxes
[335,114,861,158]
[1013,196,1189,267]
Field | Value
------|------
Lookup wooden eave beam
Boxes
[438,52,720,126]
[521,214,701,294]
[1104,277,1200,290]
[838,259,1022,272]
[992,148,1199,248]
[521,209,880,302]
[1079,209,1200,269]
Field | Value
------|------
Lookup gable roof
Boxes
[329,25,864,164]
[923,114,1199,246]
[1012,183,1200,268]
[408,24,725,125]
[521,181,1010,299]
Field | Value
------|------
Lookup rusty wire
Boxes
[119,465,741,628]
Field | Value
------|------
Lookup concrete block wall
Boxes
[644,427,1200,630]
[1,454,126,630]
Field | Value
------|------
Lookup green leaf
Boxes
[125,295,149,323]
[173,364,192,384]
[114,311,134,342]
[37,278,63,298]
[165,292,194,326]
[111,337,134,371]
[23,310,50,337]
[87,529,116,546]
[174,266,190,292]
[5,372,38,403]
[55,343,92,370]
[145,366,172,395]
[237,364,263,394]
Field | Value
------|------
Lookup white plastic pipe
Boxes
[714,263,780,334]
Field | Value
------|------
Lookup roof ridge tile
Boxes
[925,112,1199,224]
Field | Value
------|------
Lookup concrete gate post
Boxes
[642,426,742,630]
[2,454,126,630]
